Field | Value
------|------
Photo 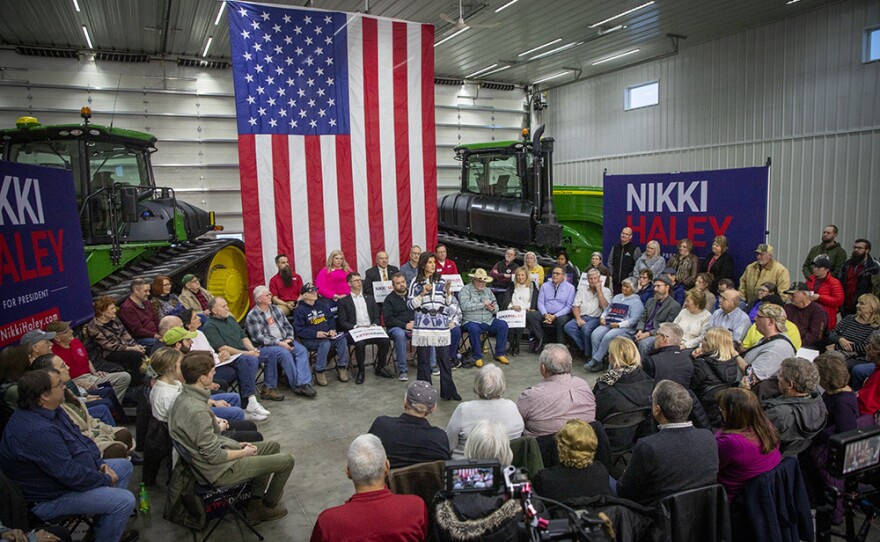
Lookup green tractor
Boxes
[0,109,250,320]
[437,126,603,273]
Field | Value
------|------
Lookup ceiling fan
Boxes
[439,0,498,30]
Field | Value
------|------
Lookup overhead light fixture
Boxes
[82,26,93,49]
[202,37,213,57]
[786,0,802,3]
[466,64,498,78]
[72,0,81,12]
[533,72,568,85]
[495,0,518,13]
[589,1,654,28]
[530,41,582,61]
[518,38,562,57]
[481,65,511,76]
[214,2,226,25]
[592,48,639,65]
[597,24,626,36]
[434,27,469,47]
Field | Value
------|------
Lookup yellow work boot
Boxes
[474,358,483,368]
[495,355,510,365]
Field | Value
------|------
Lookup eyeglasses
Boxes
[52,381,66,389]
[853,245,867,250]
[552,271,563,275]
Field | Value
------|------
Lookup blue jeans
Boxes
[563,316,602,357]
[388,327,411,374]
[300,335,349,372]
[260,344,312,387]
[852,363,875,391]
[590,326,633,365]
[462,319,509,358]
[449,326,462,360]
[32,458,134,542]
[214,355,260,400]
[210,392,245,421]
[87,404,116,426]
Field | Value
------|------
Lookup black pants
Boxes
[525,312,572,342]
[417,346,457,399]
[105,350,146,386]
[346,335,390,371]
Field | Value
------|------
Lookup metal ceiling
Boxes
[0,0,840,86]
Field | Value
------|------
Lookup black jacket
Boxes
[382,291,414,329]
[594,369,655,423]
[701,252,735,293]
[837,256,880,313]
[363,264,399,296]
[690,355,740,427]
[642,346,694,389]
[336,293,381,331]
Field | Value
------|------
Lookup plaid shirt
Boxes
[245,304,296,347]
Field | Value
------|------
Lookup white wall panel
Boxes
[0,51,527,236]
[544,0,880,274]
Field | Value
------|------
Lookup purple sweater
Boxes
[716,431,781,499]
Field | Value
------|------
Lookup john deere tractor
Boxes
[0,108,250,320]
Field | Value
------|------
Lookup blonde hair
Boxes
[557,420,598,469]
[608,336,640,369]
[513,267,530,285]
[859,294,880,327]
[646,240,661,255]
[148,347,183,378]
[326,249,347,270]
[701,327,738,360]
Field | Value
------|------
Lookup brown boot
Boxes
[259,385,285,401]
[315,371,328,386]
[336,367,350,382]
[246,499,288,525]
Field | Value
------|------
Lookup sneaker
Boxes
[431,367,440,376]
[452,358,463,370]
[398,372,409,382]
[244,409,268,422]
[337,367,350,382]
[495,355,510,365]
[259,385,285,401]
[474,358,483,368]
[248,400,270,416]
[294,384,317,398]
[315,372,328,386]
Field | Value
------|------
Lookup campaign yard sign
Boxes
[0,160,93,346]
[602,166,769,280]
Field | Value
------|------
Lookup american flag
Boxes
[228,1,437,287]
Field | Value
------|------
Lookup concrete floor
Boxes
[124,346,587,541]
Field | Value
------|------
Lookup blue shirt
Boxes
[709,307,752,342]
[0,407,111,502]
[538,280,576,317]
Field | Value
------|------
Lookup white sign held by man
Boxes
[348,326,389,342]
[372,280,393,303]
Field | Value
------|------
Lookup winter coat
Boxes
[763,393,828,457]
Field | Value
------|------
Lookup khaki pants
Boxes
[213,440,295,507]
[74,371,131,402]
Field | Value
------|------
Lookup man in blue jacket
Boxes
[293,283,350,386]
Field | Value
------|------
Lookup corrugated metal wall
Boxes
[0,52,525,239]
[544,0,880,275]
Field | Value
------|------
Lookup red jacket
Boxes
[806,274,844,330]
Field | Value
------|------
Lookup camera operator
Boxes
[433,420,545,541]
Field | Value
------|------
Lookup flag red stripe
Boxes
[272,135,293,263]
[335,135,357,272]
[237,134,264,288]
[420,24,438,252]
[362,17,385,257]
[392,21,413,262]
[304,137,326,278]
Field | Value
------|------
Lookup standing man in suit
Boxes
[338,272,392,385]
[363,251,399,297]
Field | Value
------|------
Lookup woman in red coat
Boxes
[806,257,844,329]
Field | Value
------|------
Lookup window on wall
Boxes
[625,81,659,111]
[866,26,880,63]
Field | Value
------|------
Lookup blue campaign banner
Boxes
[602,166,769,281]
[0,160,93,346]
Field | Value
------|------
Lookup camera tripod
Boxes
[817,477,880,542]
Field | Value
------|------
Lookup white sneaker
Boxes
[246,402,270,419]
[244,409,268,422]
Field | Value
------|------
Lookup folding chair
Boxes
[601,407,653,472]
[170,440,263,542]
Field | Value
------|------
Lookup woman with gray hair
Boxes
[632,240,666,283]
[446,364,524,458]
[585,277,645,372]
[761,357,828,457]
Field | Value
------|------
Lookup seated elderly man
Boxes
[0,371,138,542]
[641,323,694,389]
[708,288,752,345]
[168,352,295,524]
[563,268,611,359]
[310,434,428,542]
[48,320,131,403]
[762,357,828,457]
[293,283,350,386]
[368,380,450,468]
[245,286,317,398]
[516,344,596,436]
[460,269,510,367]
[617,380,719,506]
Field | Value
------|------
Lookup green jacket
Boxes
[802,241,847,279]
[168,384,241,484]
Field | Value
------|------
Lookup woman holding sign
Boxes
[408,252,461,401]
[585,278,645,373]
[503,267,539,356]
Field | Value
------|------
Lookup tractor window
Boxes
[7,140,82,198]
[465,153,523,198]
[87,141,150,192]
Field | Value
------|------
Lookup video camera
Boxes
[827,426,880,479]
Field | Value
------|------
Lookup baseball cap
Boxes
[46,320,72,333]
[758,303,787,332]
[301,283,318,294]
[654,275,673,287]
[812,257,832,269]
[755,243,774,254]
[20,329,56,346]
[162,326,198,345]
[784,282,810,294]
[406,380,438,409]
[662,266,677,275]
[181,274,198,286]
